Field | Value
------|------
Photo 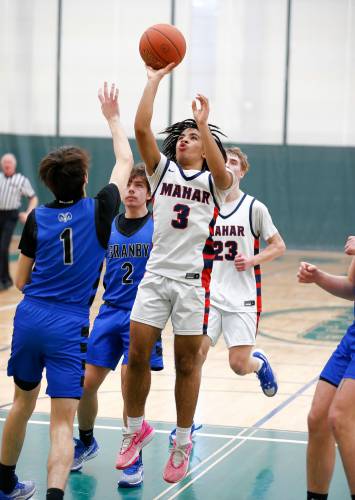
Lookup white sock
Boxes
[127,416,144,433]
[175,426,191,447]
[254,357,263,372]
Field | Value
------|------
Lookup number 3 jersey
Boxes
[102,212,153,310]
[210,191,278,313]
[146,154,236,289]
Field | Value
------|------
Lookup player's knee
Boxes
[229,357,248,375]
[328,406,346,437]
[175,353,202,376]
[12,397,36,419]
[128,346,151,370]
[83,376,101,394]
[308,406,328,434]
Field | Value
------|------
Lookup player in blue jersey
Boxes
[71,164,163,489]
[0,83,133,500]
[298,236,355,500]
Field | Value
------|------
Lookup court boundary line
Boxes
[0,417,307,444]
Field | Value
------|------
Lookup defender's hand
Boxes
[98,82,120,121]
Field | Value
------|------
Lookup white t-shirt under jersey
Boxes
[146,153,236,288]
[210,190,278,312]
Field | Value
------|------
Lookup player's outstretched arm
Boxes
[297,261,355,300]
[99,82,133,195]
[192,94,233,190]
[135,64,175,175]
[234,233,286,272]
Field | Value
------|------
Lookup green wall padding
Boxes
[1,133,354,250]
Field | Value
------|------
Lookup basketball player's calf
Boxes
[115,321,159,470]
[163,335,203,484]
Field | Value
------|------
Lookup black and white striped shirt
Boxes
[0,172,35,210]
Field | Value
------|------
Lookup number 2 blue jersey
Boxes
[103,214,153,310]
[23,198,106,308]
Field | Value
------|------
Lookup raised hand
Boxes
[98,82,119,121]
[192,94,210,126]
[297,261,319,283]
[146,62,175,82]
[345,236,355,255]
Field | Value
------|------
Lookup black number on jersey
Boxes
[225,241,238,260]
[171,203,190,229]
[213,240,238,261]
[60,227,73,265]
[121,262,134,284]
[214,240,224,261]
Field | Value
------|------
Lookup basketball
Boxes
[139,24,186,70]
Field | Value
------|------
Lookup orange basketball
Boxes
[139,24,186,70]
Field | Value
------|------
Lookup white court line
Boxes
[153,427,255,500]
[0,417,307,445]
[0,303,17,312]
[0,417,238,440]
[155,376,318,499]
[166,431,267,500]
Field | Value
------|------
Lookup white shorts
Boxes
[207,305,259,348]
[130,272,208,335]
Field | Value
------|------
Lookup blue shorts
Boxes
[320,321,355,387]
[86,302,163,371]
[8,297,89,398]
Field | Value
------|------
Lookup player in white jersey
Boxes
[200,147,286,396]
[115,62,236,484]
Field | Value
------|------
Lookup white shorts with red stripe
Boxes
[130,271,209,335]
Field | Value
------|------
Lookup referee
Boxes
[0,153,38,291]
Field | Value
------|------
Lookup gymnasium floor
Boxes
[0,244,353,499]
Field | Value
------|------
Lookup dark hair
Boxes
[160,119,227,170]
[128,163,150,195]
[39,146,90,201]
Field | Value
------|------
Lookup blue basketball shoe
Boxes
[169,422,203,445]
[117,452,144,488]
[253,349,278,397]
[71,437,99,471]
[0,479,35,499]
[150,336,164,371]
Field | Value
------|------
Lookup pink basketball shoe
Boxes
[163,440,193,483]
[116,420,155,470]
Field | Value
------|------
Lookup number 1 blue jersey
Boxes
[24,198,106,308]
[103,214,153,310]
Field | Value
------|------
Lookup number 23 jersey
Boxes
[210,192,278,313]
[146,154,235,288]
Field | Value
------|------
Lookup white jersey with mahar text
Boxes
[210,191,278,312]
[146,154,235,288]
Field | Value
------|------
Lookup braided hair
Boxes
[160,119,227,170]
